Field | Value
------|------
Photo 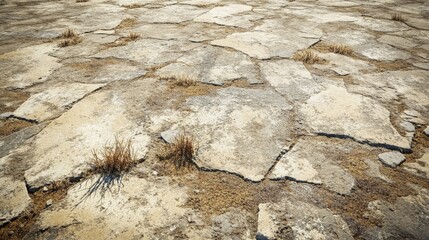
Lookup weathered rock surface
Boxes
[0,155,32,226]
[0,43,62,89]
[424,126,429,136]
[365,159,392,183]
[404,149,429,178]
[157,45,261,85]
[154,87,292,181]
[300,85,410,150]
[260,60,322,102]
[257,199,354,240]
[378,35,417,49]
[378,151,406,167]
[13,83,105,122]
[364,185,429,240]
[24,90,150,191]
[270,138,356,195]
[354,43,411,61]
[313,52,376,76]
[194,4,255,28]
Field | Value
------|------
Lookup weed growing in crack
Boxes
[293,49,322,64]
[128,32,140,40]
[58,28,82,47]
[89,137,137,176]
[160,74,197,87]
[391,13,407,23]
[327,43,353,55]
[158,132,197,169]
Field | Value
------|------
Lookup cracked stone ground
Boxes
[0,0,428,239]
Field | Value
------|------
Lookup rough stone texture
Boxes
[378,151,406,167]
[404,149,429,178]
[153,87,292,182]
[211,19,321,59]
[313,52,376,76]
[363,185,429,240]
[399,121,415,133]
[24,90,150,191]
[354,43,411,61]
[377,35,418,49]
[365,159,392,183]
[138,5,208,23]
[300,85,410,150]
[93,39,200,66]
[0,155,32,226]
[260,60,322,102]
[194,4,255,28]
[270,139,355,195]
[257,199,354,240]
[13,83,105,122]
[424,126,429,136]
[157,45,261,85]
[0,43,62,89]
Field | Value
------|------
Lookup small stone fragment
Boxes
[46,199,53,207]
[424,126,429,136]
[400,121,415,133]
[378,151,406,167]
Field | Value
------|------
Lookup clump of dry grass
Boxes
[327,43,353,55]
[128,32,140,40]
[58,37,82,47]
[391,13,407,22]
[158,133,197,168]
[58,28,82,47]
[122,3,144,8]
[293,49,322,64]
[160,74,197,87]
[76,0,89,2]
[60,28,78,38]
[90,137,137,176]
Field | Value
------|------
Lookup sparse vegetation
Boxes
[160,74,197,87]
[60,28,78,38]
[89,137,137,176]
[391,13,407,22]
[122,3,144,9]
[293,49,322,64]
[117,18,137,29]
[76,0,89,2]
[128,32,140,40]
[327,43,353,55]
[158,132,197,168]
[58,28,82,47]
[0,119,32,136]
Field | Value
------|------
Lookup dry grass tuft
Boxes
[122,3,144,8]
[76,0,89,2]
[58,28,82,47]
[293,49,322,64]
[158,133,197,169]
[128,32,140,40]
[327,43,353,55]
[90,137,137,176]
[391,13,407,22]
[60,28,78,38]
[57,37,82,47]
[160,74,197,87]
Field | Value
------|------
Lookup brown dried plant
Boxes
[159,133,197,168]
[293,49,322,64]
[327,43,353,55]
[90,137,137,176]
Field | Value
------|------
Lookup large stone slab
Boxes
[0,154,32,226]
[299,85,410,150]
[363,185,429,240]
[24,90,150,191]
[154,87,292,181]
[269,138,355,195]
[350,70,429,113]
[138,5,208,23]
[93,39,200,66]
[157,45,261,85]
[257,199,353,240]
[13,83,105,122]
[194,4,256,28]
[354,43,411,61]
[260,60,322,102]
[211,19,321,59]
[313,52,376,76]
[0,43,62,89]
